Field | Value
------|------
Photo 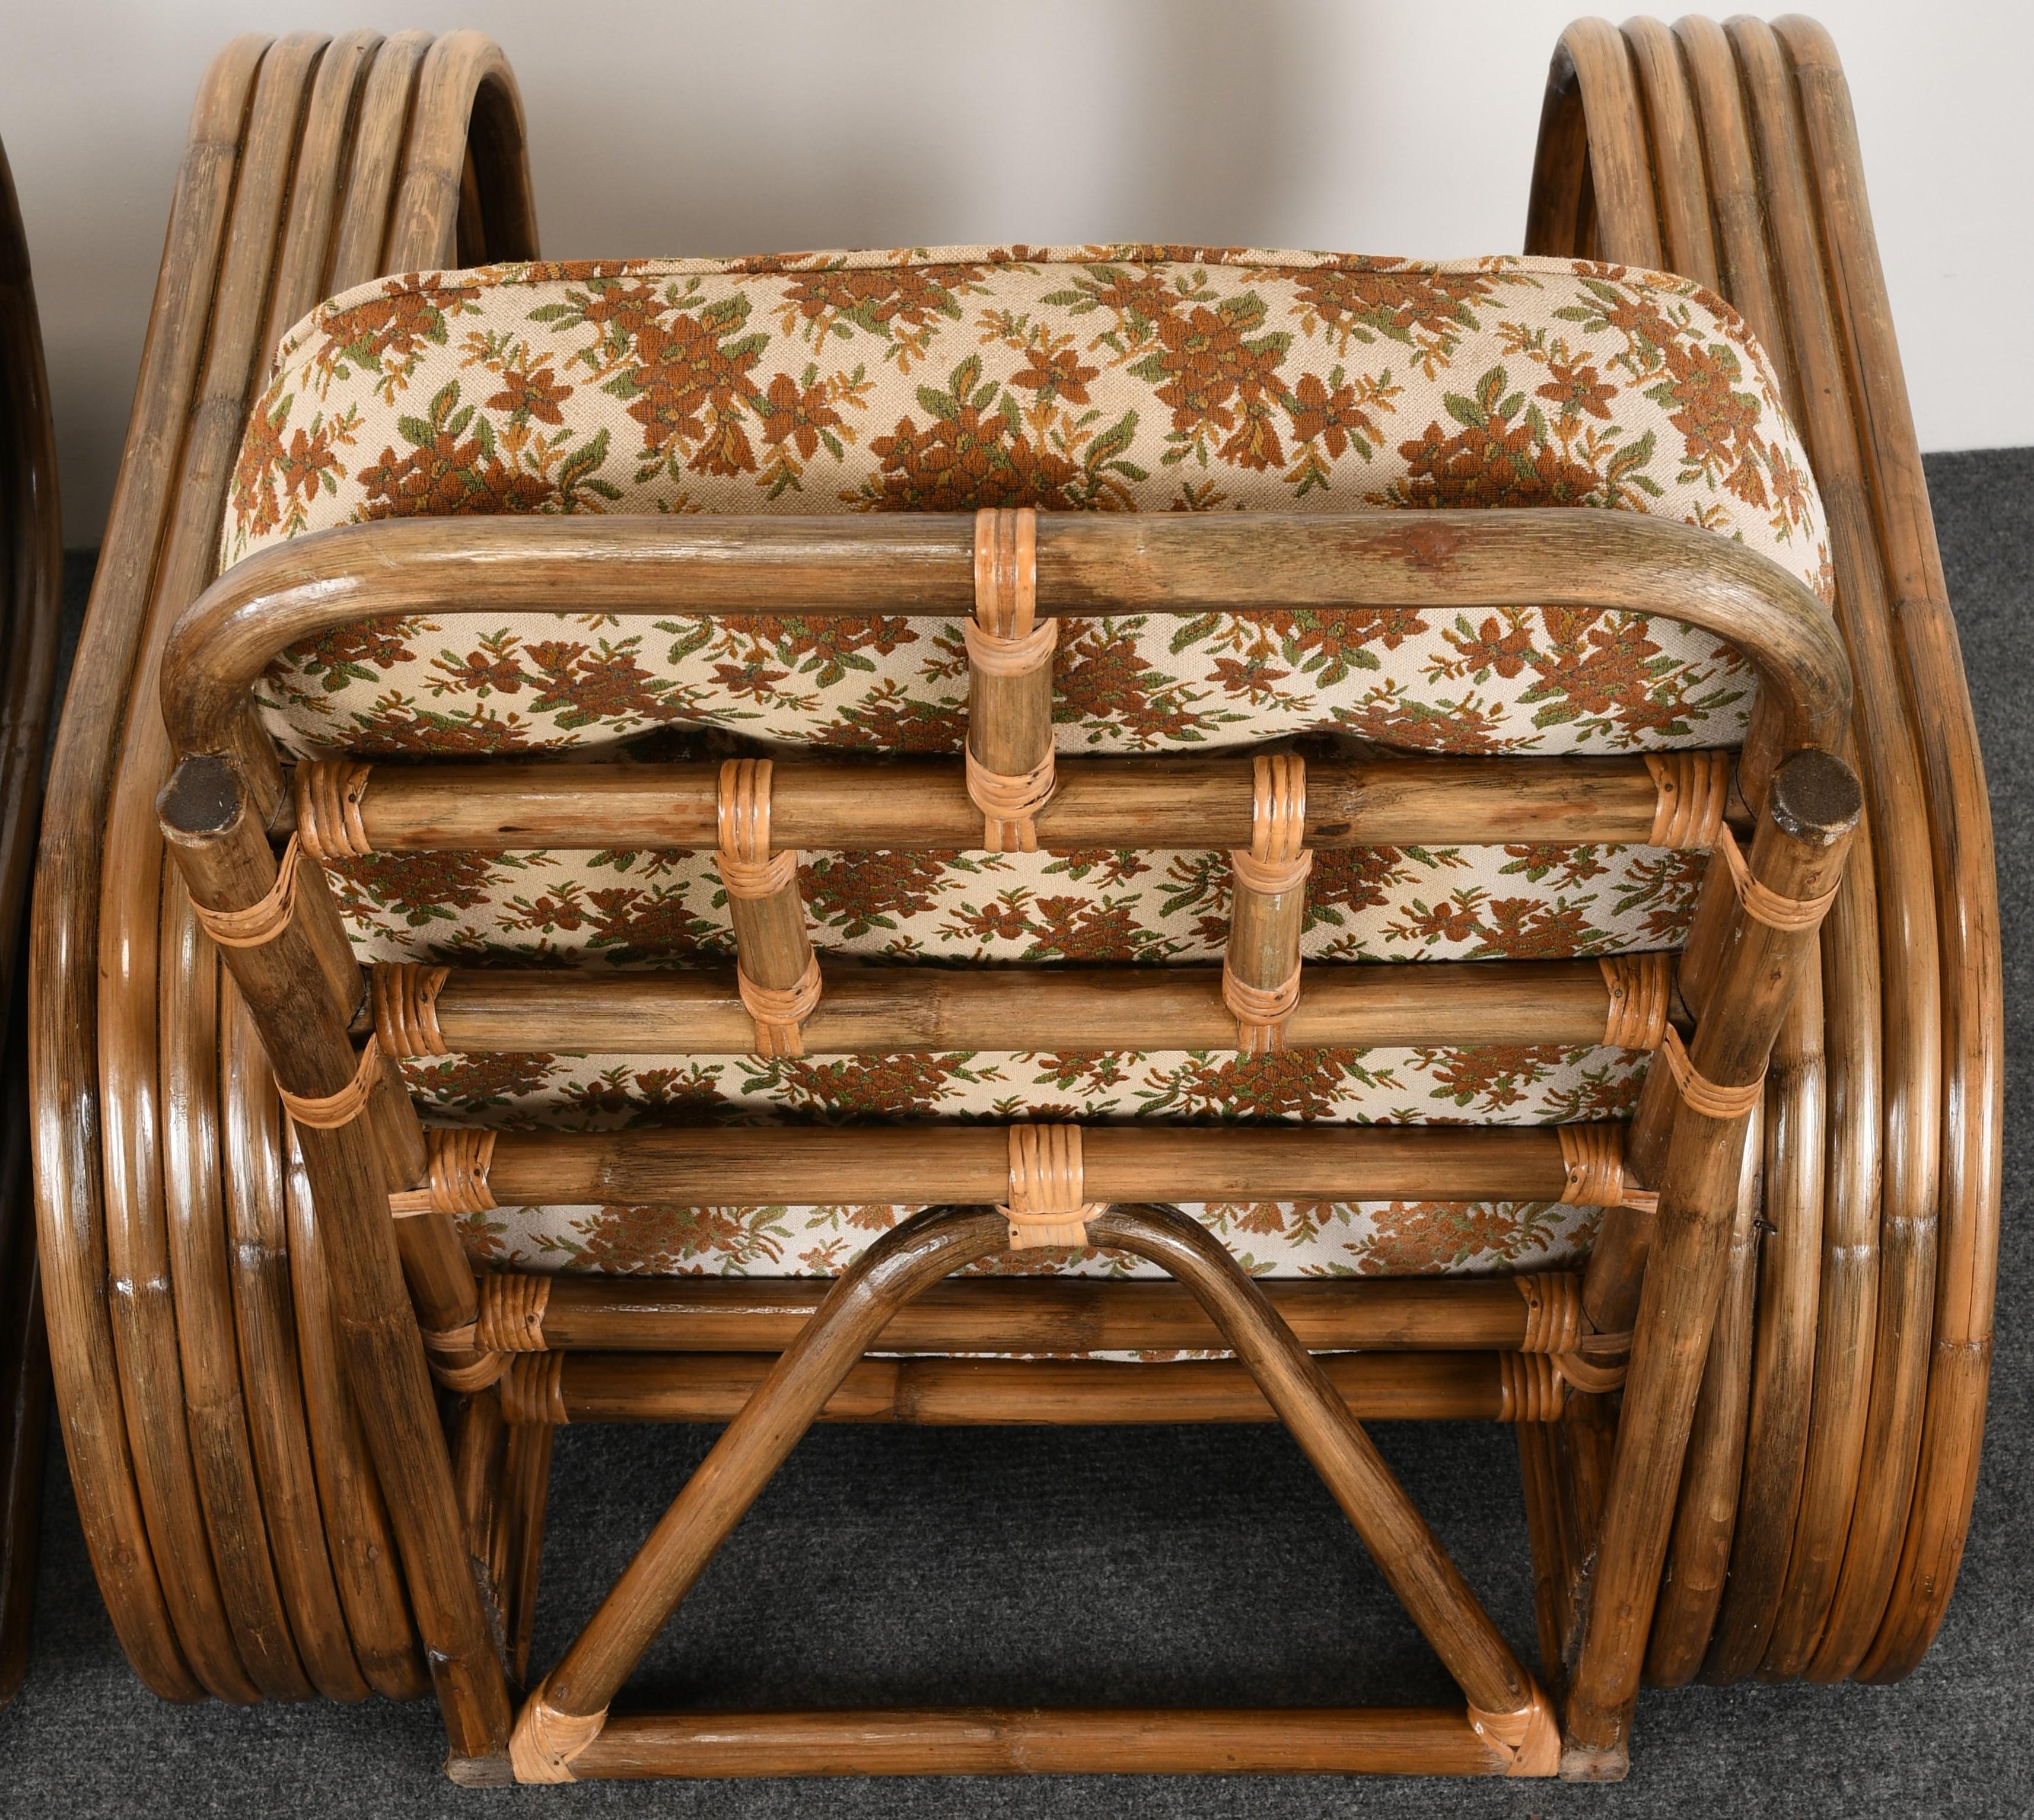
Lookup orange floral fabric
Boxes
[219,245,1825,1280]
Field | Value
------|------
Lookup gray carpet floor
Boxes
[1,448,2027,1815]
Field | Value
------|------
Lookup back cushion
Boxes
[227,247,1829,763]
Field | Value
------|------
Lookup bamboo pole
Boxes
[498,1348,1561,1426]
[562,1707,1511,1780]
[478,1271,1584,1358]
[1562,749,1858,1770]
[479,1123,1604,1211]
[299,750,1717,857]
[158,756,511,1760]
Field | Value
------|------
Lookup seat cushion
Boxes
[224,246,1827,1281]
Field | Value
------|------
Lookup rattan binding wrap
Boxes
[1554,1350,1631,1395]
[510,1676,606,1784]
[736,953,823,1056]
[716,757,793,898]
[1644,750,1732,849]
[371,962,450,1059]
[717,758,819,1054]
[1558,1124,1656,1212]
[965,508,1056,852]
[476,1272,552,1353]
[418,1321,504,1393]
[1660,1025,1766,1120]
[189,833,303,949]
[276,1035,381,1130]
[1600,952,1673,1050]
[390,1128,498,1218]
[1497,1352,1564,1423]
[501,1353,567,1427]
[294,758,375,860]
[1514,1273,1585,1355]
[1223,753,1312,1054]
[999,1124,1102,1250]
[1719,825,1843,929]
[1466,1684,1562,1776]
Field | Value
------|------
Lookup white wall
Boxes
[2,1,2026,546]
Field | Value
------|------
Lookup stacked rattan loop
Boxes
[30,27,540,1720]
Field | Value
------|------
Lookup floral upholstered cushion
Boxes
[222,246,1828,1280]
[230,247,1829,759]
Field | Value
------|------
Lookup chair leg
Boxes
[1561,1109,1749,1775]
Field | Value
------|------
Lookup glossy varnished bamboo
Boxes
[297,749,1705,855]
[33,27,540,1716]
[1732,15,1943,1688]
[485,1272,1577,1357]
[388,957,1644,1057]
[1524,18,1949,1720]
[1773,15,2001,1684]
[30,31,269,1705]
[93,37,336,1705]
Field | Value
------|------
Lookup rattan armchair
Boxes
[30,17,1998,1785]
[0,122,59,1709]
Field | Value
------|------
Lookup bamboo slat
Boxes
[298,749,1717,855]
[479,1123,1592,1210]
[504,1349,1560,1427]
[562,1707,1510,1780]
[479,1271,1583,1357]
[376,955,1661,1058]
[165,509,1850,774]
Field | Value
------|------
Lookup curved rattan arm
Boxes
[160,508,1852,791]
